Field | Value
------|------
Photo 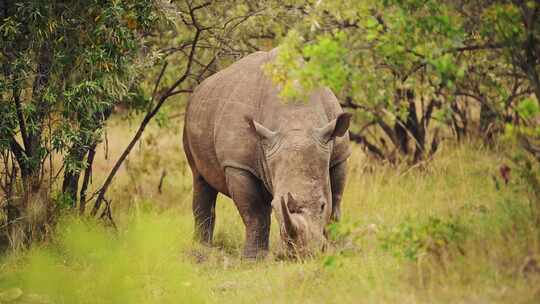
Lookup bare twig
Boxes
[91,4,205,216]
[79,144,97,215]
[13,87,30,153]
[349,131,385,160]
[99,197,117,230]
[158,170,167,194]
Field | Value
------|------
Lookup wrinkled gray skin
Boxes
[183,49,351,258]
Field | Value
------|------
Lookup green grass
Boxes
[1,119,540,303]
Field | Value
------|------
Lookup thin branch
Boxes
[150,62,169,106]
[99,197,117,230]
[191,0,212,11]
[79,144,96,215]
[382,108,424,154]
[165,89,193,98]
[348,131,385,160]
[340,96,369,110]
[449,42,507,53]
[91,9,204,216]
[13,88,29,153]
[455,91,484,103]
[7,136,27,180]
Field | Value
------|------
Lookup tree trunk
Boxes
[79,144,97,214]
[2,41,53,250]
[451,102,467,142]
[62,148,87,207]
[348,131,385,160]
[393,89,427,162]
[479,101,497,144]
[520,2,540,104]
[402,90,425,163]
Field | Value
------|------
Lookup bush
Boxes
[379,216,467,262]
[0,212,206,303]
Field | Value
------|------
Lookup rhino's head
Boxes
[252,113,351,256]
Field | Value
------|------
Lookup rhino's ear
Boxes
[251,119,277,140]
[316,112,352,143]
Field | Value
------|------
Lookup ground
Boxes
[1,116,539,303]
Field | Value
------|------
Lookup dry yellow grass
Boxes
[1,115,539,303]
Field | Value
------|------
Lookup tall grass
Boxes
[1,118,539,303]
[0,212,205,303]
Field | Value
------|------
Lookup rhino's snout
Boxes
[276,193,327,256]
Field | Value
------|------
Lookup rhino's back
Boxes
[184,51,272,194]
[184,49,351,195]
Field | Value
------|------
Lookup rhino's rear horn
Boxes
[281,194,299,238]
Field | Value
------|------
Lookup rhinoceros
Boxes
[183,48,351,258]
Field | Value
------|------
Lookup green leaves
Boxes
[0,0,166,197]
[261,0,540,162]
[0,17,21,39]
[264,29,305,100]
[302,33,350,94]
[267,30,351,100]
[380,216,466,261]
[517,98,540,120]
[267,0,469,106]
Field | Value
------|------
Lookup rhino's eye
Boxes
[320,203,326,213]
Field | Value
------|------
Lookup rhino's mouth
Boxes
[276,193,327,257]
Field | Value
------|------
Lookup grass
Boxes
[1,116,540,303]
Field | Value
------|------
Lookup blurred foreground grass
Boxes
[1,117,539,303]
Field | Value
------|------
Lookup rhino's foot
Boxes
[242,229,270,260]
[193,232,213,246]
[192,174,218,245]
[242,247,268,260]
[330,207,341,223]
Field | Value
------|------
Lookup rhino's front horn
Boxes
[281,194,299,238]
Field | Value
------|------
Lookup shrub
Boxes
[379,216,467,262]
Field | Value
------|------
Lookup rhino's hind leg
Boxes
[225,167,271,259]
[330,160,348,223]
[192,174,218,244]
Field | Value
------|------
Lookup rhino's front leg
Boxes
[225,167,271,259]
[330,160,348,223]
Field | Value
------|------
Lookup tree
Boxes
[265,0,539,162]
[0,0,163,249]
[89,0,285,218]
[0,0,289,249]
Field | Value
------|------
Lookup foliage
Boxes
[266,0,539,162]
[481,1,540,102]
[0,0,166,247]
[505,85,540,218]
[0,212,205,303]
[0,0,281,248]
[1,141,539,303]
[379,215,466,261]
[509,149,540,228]
[1,1,540,302]
[88,0,289,216]
[0,0,160,181]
